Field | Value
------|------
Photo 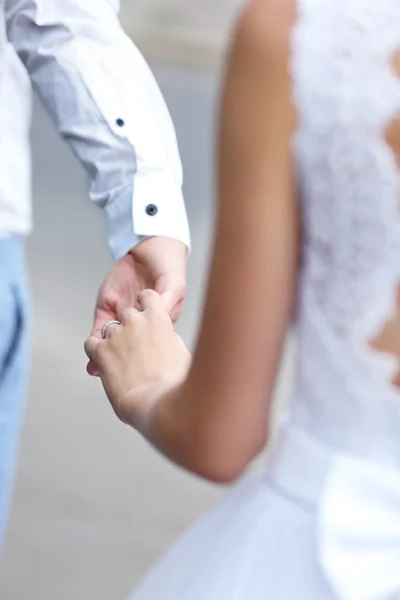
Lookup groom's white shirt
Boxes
[0,0,190,260]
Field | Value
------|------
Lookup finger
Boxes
[84,336,101,360]
[160,289,184,325]
[119,307,140,322]
[86,359,100,377]
[139,289,165,313]
[156,273,185,315]
[163,292,183,320]
[101,321,121,339]
[160,289,177,313]
[84,337,102,377]
[90,306,114,339]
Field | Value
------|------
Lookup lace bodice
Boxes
[290,0,400,464]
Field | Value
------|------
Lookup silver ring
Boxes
[101,320,121,339]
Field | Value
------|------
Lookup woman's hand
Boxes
[84,290,191,428]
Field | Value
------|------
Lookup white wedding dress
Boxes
[130,2,400,599]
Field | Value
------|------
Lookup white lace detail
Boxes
[290,0,400,457]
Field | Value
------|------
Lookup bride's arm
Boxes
[87,0,299,482]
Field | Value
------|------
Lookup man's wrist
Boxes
[129,235,188,254]
[127,235,151,253]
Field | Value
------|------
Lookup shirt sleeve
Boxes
[5,0,191,260]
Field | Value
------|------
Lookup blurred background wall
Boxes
[120,0,243,68]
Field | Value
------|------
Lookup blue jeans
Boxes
[0,237,29,556]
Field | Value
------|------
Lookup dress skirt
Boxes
[129,424,339,600]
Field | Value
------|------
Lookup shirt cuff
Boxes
[104,174,191,262]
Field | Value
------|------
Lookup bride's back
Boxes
[291,0,400,461]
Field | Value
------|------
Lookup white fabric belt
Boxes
[266,424,400,600]
[267,424,333,509]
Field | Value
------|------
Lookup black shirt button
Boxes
[146,204,158,216]
[116,118,125,127]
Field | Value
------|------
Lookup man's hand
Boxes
[86,236,187,376]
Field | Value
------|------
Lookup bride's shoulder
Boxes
[233,0,297,56]
[227,0,297,79]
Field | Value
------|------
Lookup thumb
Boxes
[160,288,185,324]
[139,289,166,312]
[155,273,186,311]
[159,288,180,313]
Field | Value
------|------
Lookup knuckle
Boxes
[177,282,187,298]
[105,325,119,341]
[93,343,107,363]
[84,340,92,358]
[123,309,140,327]
[142,289,159,303]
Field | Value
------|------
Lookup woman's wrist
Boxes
[123,379,183,437]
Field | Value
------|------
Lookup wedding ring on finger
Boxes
[101,320,121,339]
